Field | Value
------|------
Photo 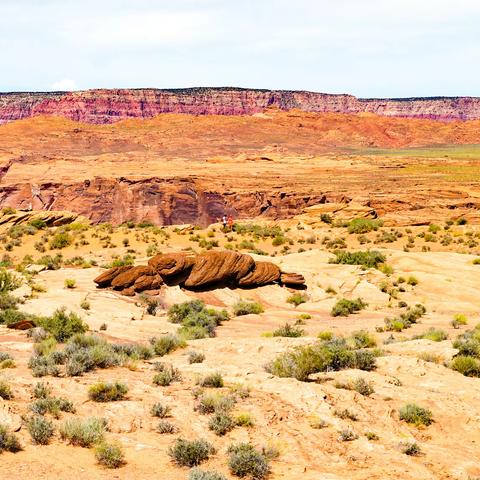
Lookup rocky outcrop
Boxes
[0,177,330,226]
[1,88,480,124]
[94,251,305,293]
[0,210,89,233]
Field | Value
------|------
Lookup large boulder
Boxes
[133,274,164,292]
[148,253,195,277]
[280,272,306,286]
[237,261,281,287]
[184,251,255,288]
[94,265,132,288]
[111,266,155,290]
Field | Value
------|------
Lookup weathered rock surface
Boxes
[2,88,480,124]
[148,253,195,277]
[237,261,281,287]
[94,251,305,293]
[111,266,155,290]
[184,251,255,288]
[94,265,132,288]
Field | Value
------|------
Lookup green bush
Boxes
[383,304,426,332]
[399,403,433,426]
[272,323,304,337]
[197,372,224,388]
[0,424,21,452]
[59,417,107,447]
[352,377,374,396]
[95,441,125,468]
[401,441,421,456]
[88,382,128,402]
[227,443,270,479]
[329,250,386,269]
[64,279,76,289]
[350,330,376,348]
[168,300,229,339]
[0,268,21,293]
[157,420,178,434]
[151,403,171,418]
[235,412,254,427]
[413,328,448,342]
[153,364,182,386]
[188,351,206,364]
[286,292,308,306]
[26,416,54,445]
[266,337,376,381]
[0,380,13,400]
[188,469,227,480]
[50,232,73,250]
[37,307,87,342]
[347,218,383,234]
[30,395,75,418]
[233,300,264,316]
[150,334,186,356]
[208,412,235,436]
[196,392,235,415]
[338,428,359,442]
[331,298,367,317]
[168,438,216,467]
[450,355,480,377]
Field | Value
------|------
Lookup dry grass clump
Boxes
[88,382,128,402]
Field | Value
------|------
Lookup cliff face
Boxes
[0,177,333,226]
[1,88,480,124]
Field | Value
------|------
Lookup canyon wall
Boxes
[1,88,480,124]
[0,177,336,226]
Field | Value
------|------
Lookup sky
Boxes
[1,0,479,97]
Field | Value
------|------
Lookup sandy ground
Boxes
[1,241,480,479]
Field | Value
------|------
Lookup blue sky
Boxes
[1,0,479,97]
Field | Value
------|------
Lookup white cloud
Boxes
[51,78,78,91]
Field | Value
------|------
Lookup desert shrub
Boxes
[229,383,250,399]
[347,218,383,234]
[0,424,21,452]
[0,380,13,400]
[150,334,186,356]
[452,314,468,328]
[37,307,87,342]
[88,382,128,402]
[0,353,13,363]
[401,441,421,456]
[406,276,418,286]
[227,443,270,479]
[399,403,433,426]
[209,411,235,436]
[157,420,178,434]
[350,330,376,348]
[286,292,308,306]
[365,431,379,440]
[0,268,21,293]
[235,412,254,427]
[188,351,206,364]
[317,331,333,341]
[329,250,386,269]
[383,304,426,332]
[34,337,58,357]
[267,336,376,381]
[331,298,367,317]
[64,279,76,289]
[94,441,125,468]
[152,362,182,386]
[450,355,480,377]
[352,377,374,396]
[188,469,227,480]
[412,328,448,342]
[196,392,235,415]
[338,428,358,442]
[334,408,358,421]
[233,300,264,316]
[272,322,304,337]
[151,403,171,418]
[49,232,73,250]
[33,381,51,400]
[197,372,224,388]
[59,417,107,447]
[168,300,229,338]
[26,416,54,445]
[168,438,216,467]
[418,352,444,364]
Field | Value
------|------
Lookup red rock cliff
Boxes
[1,88,480,124]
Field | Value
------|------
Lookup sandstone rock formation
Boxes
[94,251,305,293]
[2,88,480,124]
